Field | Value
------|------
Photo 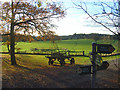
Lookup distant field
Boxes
[1,39,119,55]
[1,39,93,52]
[1,39,120,67]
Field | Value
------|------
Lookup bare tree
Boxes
[73,0,120,69]
[0,0,65,65]
[73,0,119,34]
[73,0,120,51]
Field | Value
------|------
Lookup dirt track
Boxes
[95,59,119,88]
[38,59,119,88]
[2,58,119,88]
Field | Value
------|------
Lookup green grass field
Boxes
[2,54,91,66]
[2,53,120,67]
[1,39,120,66]
[1,39,94,52]
[1,39,118,53]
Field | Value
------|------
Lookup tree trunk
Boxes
[10,22,16,65]
[10,1,17,65]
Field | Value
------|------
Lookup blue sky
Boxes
[0,0,117,36]
[51,0,117,36]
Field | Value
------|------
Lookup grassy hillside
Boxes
[1,39,118,54]
[1,39,94,52]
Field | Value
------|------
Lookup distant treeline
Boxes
[1,33,118,42]
[59,33,118,40]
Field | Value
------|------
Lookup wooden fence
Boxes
[1,51,120,57]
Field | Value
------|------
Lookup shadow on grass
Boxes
[13,64,36,72]
[2,59,119,88]
[11,64,85,88]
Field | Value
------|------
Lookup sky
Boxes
[0,0,118,36]
[51,0,117,36]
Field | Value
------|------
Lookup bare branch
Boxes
[73,1,118,36]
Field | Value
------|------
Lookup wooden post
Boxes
[91,42,97,88]
[83,51,84,56]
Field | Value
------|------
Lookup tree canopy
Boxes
[0,0,65,65]
[0,1,65,38]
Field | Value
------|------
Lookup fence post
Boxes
[83,51,84,56]
[91,42,97,88]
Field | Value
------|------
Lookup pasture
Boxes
[1,39,120,88]
[1,39,118,53]
[1,39,119,64]
[1,39,93,52]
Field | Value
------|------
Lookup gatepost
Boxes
[91,42,115,88]
[91,42,97,88]
[77,43,115,88]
